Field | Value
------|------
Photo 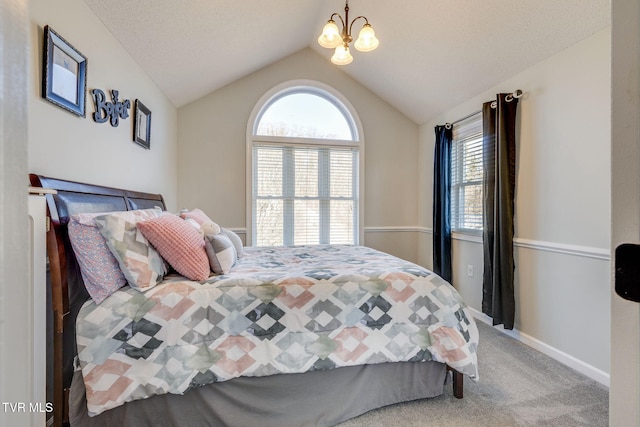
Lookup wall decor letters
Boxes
[91,89,131,127]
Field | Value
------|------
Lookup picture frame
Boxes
[133,99,151,149]
[42,25,87,117]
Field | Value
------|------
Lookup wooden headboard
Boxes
[28,174,166,427]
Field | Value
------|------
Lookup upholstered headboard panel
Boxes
[28,174,166,427]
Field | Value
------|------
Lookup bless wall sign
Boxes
[90,88,151,149]
[91,88,130,127]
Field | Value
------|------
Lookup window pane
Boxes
[254,145,357,245]
[451,113,483,232]
[294,200,319,245]
[330,150,353,197]
[256,199,283,246]
[256,148,282,197]
[330,200,354,244]
[463,143,483,181]
[256,93,353,140]
[462,184,483,229]
[294,149,318,197]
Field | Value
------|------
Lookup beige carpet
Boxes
[338,321,609,426]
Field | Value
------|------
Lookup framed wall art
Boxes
[133,99,151,149]
[42,25,87,117]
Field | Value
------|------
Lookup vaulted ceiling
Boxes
[84,0,610,124]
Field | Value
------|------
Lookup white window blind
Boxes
[451,113,483,232]
[253,145,358,246]
[250,85,361,246]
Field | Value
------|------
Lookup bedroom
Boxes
[1,0,638,426]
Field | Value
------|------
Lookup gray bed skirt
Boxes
[70,361,447,427]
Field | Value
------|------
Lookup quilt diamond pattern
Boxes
[77,245,479,416]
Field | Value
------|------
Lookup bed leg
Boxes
[447,365,464,399]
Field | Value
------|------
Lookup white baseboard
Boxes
[469,308,610,387]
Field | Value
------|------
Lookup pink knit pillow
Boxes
[180,208,213,226]
[137,214,210,281]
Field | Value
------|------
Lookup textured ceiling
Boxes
[84,0,610,124]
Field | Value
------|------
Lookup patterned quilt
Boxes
[76,245,479,416]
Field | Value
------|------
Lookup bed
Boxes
[30,174,479,427]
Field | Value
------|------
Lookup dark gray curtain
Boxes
[433,125,452,283]
[482,94,519,329]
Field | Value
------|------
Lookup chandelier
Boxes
[317,0,379,65]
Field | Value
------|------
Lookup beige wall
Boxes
[177,48,421,263]
[28,0,178,209]
[419,29,611,380]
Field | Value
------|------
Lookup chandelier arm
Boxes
[330,12,347,39]
[330,12,345,28]
[348,16,370,37]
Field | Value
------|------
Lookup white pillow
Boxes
[204,233,237,274]
[221,227,244,258]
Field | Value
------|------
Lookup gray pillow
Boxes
[205,233,237,274]
[221,227,244,259]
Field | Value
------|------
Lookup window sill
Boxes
[452,231,483,244]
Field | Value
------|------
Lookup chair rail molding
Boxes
[513,237,610,261]
[369,226,610,261]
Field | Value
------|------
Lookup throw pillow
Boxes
[204,233,238,275]
[221,227,244,259]
[137,214,210,281]
[180,208,213,226]
[68,213,127,304]
[94,208,166,291]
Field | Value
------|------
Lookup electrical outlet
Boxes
[467,264,474,277]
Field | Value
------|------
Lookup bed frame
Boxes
[29,174,463,427]
[30,174,166,427]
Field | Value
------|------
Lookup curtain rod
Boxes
[444,89,523,129]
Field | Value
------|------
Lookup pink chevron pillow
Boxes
[138,214,210,281]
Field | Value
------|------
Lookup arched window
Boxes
[247,80,364,247]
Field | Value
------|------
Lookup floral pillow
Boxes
[94,208,166,291]
[68,213,127,304]
[137,214,210,281]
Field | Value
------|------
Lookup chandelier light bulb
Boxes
[331,44,353,65]
[318,20,342,48]
[354,24,379,52]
